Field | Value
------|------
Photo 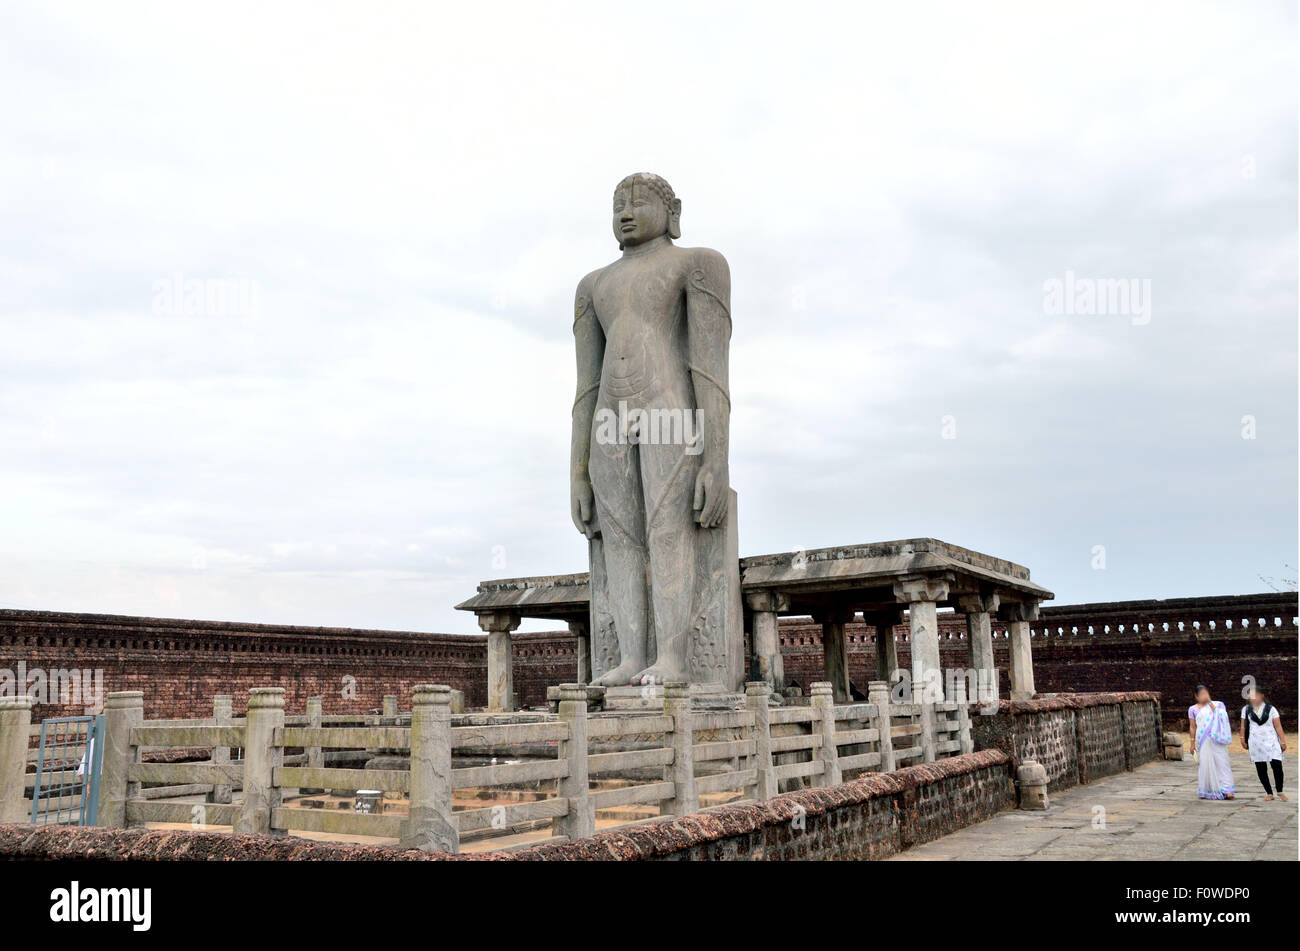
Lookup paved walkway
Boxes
[890,754,1298,861]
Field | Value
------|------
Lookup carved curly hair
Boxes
[613,172,677,208]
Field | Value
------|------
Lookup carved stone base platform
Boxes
[602,683,745,712]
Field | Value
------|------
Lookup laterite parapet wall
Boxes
[1,592,1294,725]
[968,692,1163,791]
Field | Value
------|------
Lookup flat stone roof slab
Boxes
[455,537,1053,620]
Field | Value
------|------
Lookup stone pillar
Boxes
[745,590,788,693]
[957,591,998,673]
[568,619,591,684]
[235,687,284,836]
[401,684,458,852]
[813,608,855,703]
[382,695,398,718]
[811,682,841,787]
[869,608,903,685]
[895,577,951,702]
[1000,602,1039,702]
[98,690,143,828]
[745,682,776,800]
[663,682,697,817]
[553,684,593,839]
[478,612,521,712]
[209,694,233,804]
[0,697,33,824]
[868,681,895,773]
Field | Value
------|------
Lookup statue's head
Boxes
[612,173,681,250]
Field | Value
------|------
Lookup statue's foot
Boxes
[591,661,645,687]
[633,663,687,687]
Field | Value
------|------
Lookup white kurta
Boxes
[1241,703,1284,763]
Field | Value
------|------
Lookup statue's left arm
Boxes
[685,248,732,529]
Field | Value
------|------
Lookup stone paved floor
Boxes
[890,754,1299,861]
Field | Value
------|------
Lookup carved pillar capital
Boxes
[893,577,950,605]
[745,590,790,613]
[810,606,856,626]
[957,592,1000,616]
[866,605,905,625]
[477,611,521,635]
[998,601,1040,623]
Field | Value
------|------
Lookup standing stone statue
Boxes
[570,173,743,690]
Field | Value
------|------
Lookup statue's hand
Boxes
[692,462,729,529]
[571,478,597,538]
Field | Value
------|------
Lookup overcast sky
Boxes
[1,1,1295,635]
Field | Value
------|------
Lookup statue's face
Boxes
[612,183,669,248]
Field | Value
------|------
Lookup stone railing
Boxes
[0,750,1017,862]
[0,679,975,854]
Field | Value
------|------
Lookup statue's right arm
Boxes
[570,274,604,538]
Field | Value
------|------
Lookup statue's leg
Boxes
[587,435,650,686]
[632,440,697,686]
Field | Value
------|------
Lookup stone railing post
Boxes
[306,695,323,769]
[209,694,233,804]
[664,682,697,816]
[382,694,398,719]
[868,681,896,772]
[98,690,143,827]
[952,677,974,754]
[401,684,458,852]
[553,684,593,839]
[745,682,776,800]
[300,695,324,795]
[234,687,284,836]
[913,672,938,763]
[0,697,33,824]
[811,682,841,786]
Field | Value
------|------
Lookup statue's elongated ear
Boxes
[668,198,682,239]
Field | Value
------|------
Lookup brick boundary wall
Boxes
[2,593,1294,727]
[778,593,1297,730]
[0,611,490,720]
[0,750,1015,861]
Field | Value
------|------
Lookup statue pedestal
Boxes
[602,683,744,712]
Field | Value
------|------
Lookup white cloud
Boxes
[0,0,1294,631]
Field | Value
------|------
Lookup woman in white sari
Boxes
[1188,684,1235,800]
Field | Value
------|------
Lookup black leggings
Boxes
[1254,760,1284,794]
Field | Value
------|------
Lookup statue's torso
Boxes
[590,245,694,410]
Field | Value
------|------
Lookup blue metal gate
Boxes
[30,714,104,825]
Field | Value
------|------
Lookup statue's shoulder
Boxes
[576,265,608,293]
[679,245,730,276]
